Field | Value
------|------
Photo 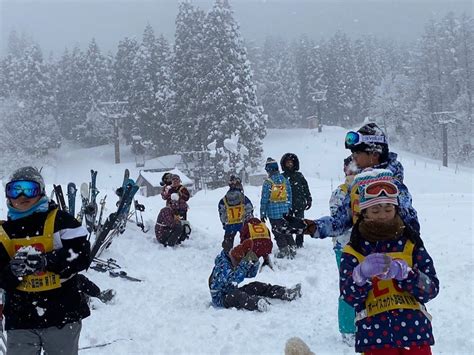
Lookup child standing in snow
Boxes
[218,175,253,252]
[208,239,301,312]
[340,169,439,354]
[330,156,358,344]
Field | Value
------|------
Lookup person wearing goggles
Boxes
[0,166,90,355]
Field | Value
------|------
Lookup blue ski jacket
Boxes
[209,250,260,307]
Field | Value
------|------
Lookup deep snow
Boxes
[0,127,472,354]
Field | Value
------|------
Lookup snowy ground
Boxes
[0,127,472,354]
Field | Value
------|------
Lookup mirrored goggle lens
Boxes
[365,181,399,197]
[6,180,41,199]
[345,131,361,148]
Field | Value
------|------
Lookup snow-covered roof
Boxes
[140,167,193,187]
[144,154,182,170]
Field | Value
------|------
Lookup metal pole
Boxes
[442,123,448,167]
[114,118,120,164]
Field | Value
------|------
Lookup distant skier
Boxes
[155,194,191,247]
[218,175,253,252]
[280,153,312,248]
[208,239,301,312]
[161,174,190,220]
[259,158,294,258]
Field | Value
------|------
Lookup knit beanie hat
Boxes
[8,166,45,195]
[265,157,279,173]
[353,169,399,210]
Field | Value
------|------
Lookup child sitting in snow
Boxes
[339,169,439,355]
[155,193,191,247]
[208,238,301,312]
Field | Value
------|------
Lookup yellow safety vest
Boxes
[349,182,360,224]
[248,222,271,241]
[0,209,61,292]
[343,240,423,318]
[268,179,288,202]
[224,198,245,225]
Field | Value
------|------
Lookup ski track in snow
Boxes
[0,127,472,354]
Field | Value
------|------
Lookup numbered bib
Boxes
[248,222,270,240]
[226,204,244,225]
[269,183,287,202]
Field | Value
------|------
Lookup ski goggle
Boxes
[5,180,42,199]
[345,131,387,149]
[364,181,399,198]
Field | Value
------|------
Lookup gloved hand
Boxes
[379,259,410,281]
[260,215,267,223]
[305,197,312,210]
[353,253,391,285]
[10,249,47,277]
[280,215,316,236]
[242,250,259,264]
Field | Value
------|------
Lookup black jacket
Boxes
[281,153,312,214]
[0,203,91,330]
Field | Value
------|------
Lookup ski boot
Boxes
[341,333,355,347]
[98,289,116,304]
[275,246,290,259]
[289,245,297,259]
[282,283,302,301]
[257,298,270,312]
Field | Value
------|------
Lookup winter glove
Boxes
[280,215,317,236]
[352,253,391,286]
[305,197,312,210]
[379,259,410,281]
[10,249,47,277]
[260,215,267,223]
[242,250,259,264]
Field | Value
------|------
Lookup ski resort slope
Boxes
[1,127,472,354]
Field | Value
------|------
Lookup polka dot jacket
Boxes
[340,228,439,353]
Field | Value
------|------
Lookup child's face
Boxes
[364,204,396,222]
[352,151,378,169]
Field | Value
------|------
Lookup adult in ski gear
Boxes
[218,175,253,252]
[0,167,90,355]
[208,239,301,312]
[330,156,358,342]
[161,174,190,220]
[260,158,294,259]
[339,169,439,354]
[278,123,420,241]
[280,153,312,248]
[77,274,115,304]
[155,195,189,247]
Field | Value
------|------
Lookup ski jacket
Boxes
[281,154,311,214]
[314,152,420,239]
[155,206,181,242]
[218,191,253,233]
[340,227,439,353]
[208,250,259,307]
[161,184,190,213]
[259,173,292,220]
[0,203,90,330]
[329,179,352,251]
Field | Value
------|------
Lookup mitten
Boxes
[281,215,306,235]
[242,250,258,264]
[260,215,267,223]
[380,259,410,281]
[25,253,47,273]
[353,253,391,285]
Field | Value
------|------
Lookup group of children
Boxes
[152,122,440,354]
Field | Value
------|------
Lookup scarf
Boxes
[7,196,50,220]
[358,214,405,243]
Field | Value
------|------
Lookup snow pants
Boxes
[223,281,287,311]
[269,218,295,249]
[7,321,82,355]
[363,345,432,355]
[292,209,305,248]
[159,224,187,247]
[222,231,238,253]
[335,248,356,334]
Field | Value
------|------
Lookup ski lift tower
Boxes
[310,90,327,133]
[432,111,456,167]
[97,101,129,164]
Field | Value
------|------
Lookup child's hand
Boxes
[353,253,391,285]
[379,259,410,280]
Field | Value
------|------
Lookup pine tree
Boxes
[199,0,266,178]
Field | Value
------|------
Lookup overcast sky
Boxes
[0,0,471,57]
